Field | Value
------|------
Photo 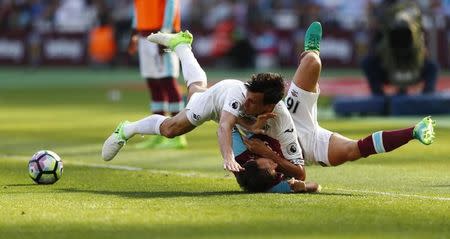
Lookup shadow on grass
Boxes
[59,188,245,199]
[307,192,358,197]
[5,183,39,187]
[58,188,358,198]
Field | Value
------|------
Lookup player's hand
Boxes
[127,35,138,56]
[223,158,244,172]
[250,112,276,134]
[243,137,274,158]
[287,178,306,193]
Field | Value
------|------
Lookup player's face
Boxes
[244,91,271,116]
[255,158,277,176]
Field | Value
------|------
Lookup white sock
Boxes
[122,115,168,139]
[174,44,207,87]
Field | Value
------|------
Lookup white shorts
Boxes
[185,92,215,126]
[138,36,180,79]
[285,83,333,166]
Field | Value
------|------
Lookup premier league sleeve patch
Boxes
[223,97,243,117]
[230,100,240,110]
[286,142,298,155]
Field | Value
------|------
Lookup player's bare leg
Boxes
[288,22,437,167]
[145,31,207,149]
[288,22,360,166]
[102,109,197,161]
[158,111,196,138]
[327,134,360,166]
[103,31,208,161]
[186,82,207,100]
[292,21,322,92]
[328,116,436,166]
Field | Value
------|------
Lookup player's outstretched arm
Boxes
[243,137,306,180]
[218,111,244,172]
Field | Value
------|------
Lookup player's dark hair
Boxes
[245,72,285,105]
[235,160,277,193]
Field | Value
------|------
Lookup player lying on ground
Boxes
[233,22,436,193]
[231,129,321,193]
[102,30,305,178]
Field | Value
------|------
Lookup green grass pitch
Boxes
[0,67,449,239]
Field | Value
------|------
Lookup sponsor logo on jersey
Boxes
[286,142,298,155]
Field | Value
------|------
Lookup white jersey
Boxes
[208,79,247,122]
[185,79,246,124]
[185,79,303,164]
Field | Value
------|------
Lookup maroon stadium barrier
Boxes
[0,30,447,68]
[0,31,28,65]
[40,33,87,65]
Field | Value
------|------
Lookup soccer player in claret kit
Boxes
[102,30,306,178]
[233,22,436,193]
[232,131,320,193]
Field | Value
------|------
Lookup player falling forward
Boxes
[233,21,436,193]
[102,30,305,176]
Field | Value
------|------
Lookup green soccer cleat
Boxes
[413,116,436,145]
[146,30,193,51]
[154,135,188,150]
[102,121,129,161]
[304,21,322,52]
[134,135,167,149]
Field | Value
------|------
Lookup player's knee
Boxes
[346,142,361,161]
[187,82,207,97]
[329,141,359,166]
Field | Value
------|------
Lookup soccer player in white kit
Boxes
[102,30,305,177]
[235,22,436,193]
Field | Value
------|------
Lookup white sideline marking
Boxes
[334,188,450,201]
[77,162,450,201]
[7,157,449,200]
[68,161,223,178]
[5,156,228,178]
[69,162,143,171]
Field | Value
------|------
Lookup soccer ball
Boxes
[28,150,63,184]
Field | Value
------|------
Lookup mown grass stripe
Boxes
[334,188,450,201]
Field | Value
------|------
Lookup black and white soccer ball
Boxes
[28,150,63,184]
